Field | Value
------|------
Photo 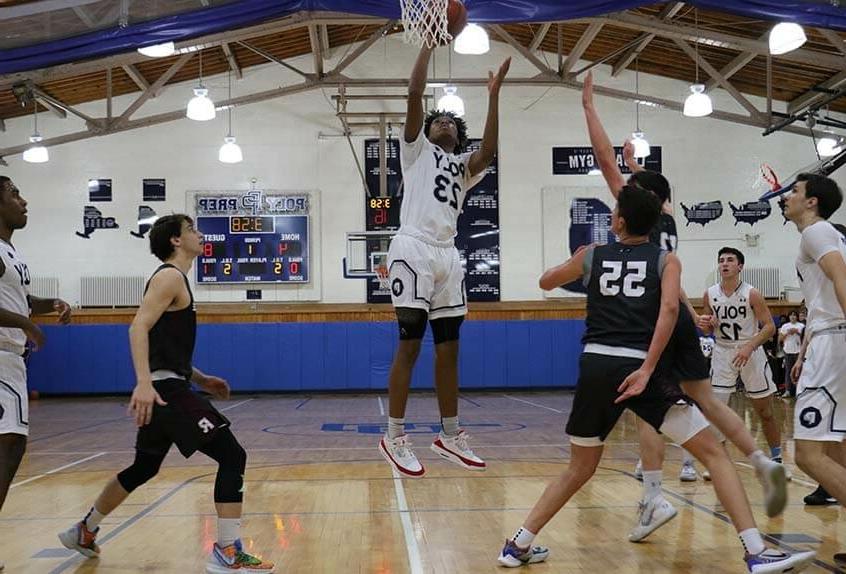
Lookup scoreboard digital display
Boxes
[366,196,400,229]
[195,192,310,284]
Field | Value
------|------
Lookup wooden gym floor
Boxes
[1,392,843,573]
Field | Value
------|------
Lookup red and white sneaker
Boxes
[431,430,486,470]
[379,434,425,477]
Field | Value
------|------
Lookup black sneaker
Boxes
[834,552,846,566]
[804,485,837,505]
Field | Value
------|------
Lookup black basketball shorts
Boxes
[566,353,689,445]
[135,379,231,457]
[663,304,710,383]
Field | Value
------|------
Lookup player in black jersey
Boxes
[498,185,814,572]
[582,72,788,539]
[58,215,274,574]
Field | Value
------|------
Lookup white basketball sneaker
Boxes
[628,496,678,542]
[756,458,787,517]
[379,434,425,477]
[431,430,486,470]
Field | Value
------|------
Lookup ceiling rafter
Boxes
[611,2,686,77]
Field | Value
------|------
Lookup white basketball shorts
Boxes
[387,234,467,320]
[0,353,28,436]
[794,324,846,442]
[710,344,775,398]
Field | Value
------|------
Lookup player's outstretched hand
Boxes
[203,375,231,400]
[582,71,594,108]
[488,57,511,95]
[615,368,650,403]
[623,140,635,164]
[53,299,72,324]
[128,383,167,427]
[23,321,44,351]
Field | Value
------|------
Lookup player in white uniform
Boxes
[782,173,846,566]
[377,42,510,477]
[699,248,784,466]
[0,176,71,571]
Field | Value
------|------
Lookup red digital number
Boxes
[278,242,288,255]
[373,208,387,225]
[204,243,213,257]
[290,261,299,275]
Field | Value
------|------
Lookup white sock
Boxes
[748,450,770,472]
[738,528,766,555]
[642,470,663,501]
[83,507,105,531]
[388,417,405,439]
[218,518,241,548]
[512,526,536,548]
[441,416,459,437]
[682,449,694,465]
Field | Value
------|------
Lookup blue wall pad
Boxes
[27,320,585,394]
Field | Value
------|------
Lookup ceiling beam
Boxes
[673,38,762,118]
[703,47,761,92]
[308,24,324,78]
[787,69,846,115]
[35,94,66,118]
[113,53,193,127]
[121,64,149,91]
[0,12,382,91]
[328,21,396,77]
[0,118,5,132]
[590,12,846,70]
[529,23,552,53]
[488,25,557,77]
[611,2,685,77]
[320,24,332,58]
[561,23,603,76]
[221,43,242,79]
[237,41,311,79]
[817,28,846,57]
[0,74,823,162]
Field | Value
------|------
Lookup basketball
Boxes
[447,0,468,39]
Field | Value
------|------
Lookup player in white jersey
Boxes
[0,176,71,570]
[378,42,510,477]
[698,247,784,469]
[782,173,846,566]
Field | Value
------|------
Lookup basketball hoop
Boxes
[376,264,391,291]
[400,0,450,48]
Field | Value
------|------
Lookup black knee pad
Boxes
[117,450,166,493]
[396,307,428,340]
[201,430,247,503]
[430,316,464,344]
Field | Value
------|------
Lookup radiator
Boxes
[30,277,59,299]
[740,267,780,299]
[80,276,146,307]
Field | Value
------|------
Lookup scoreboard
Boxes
[195,192,310,284]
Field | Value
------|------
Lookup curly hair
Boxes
[424,110,468,154]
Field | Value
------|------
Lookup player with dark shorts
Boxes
[58,215,273,574]
[497,185,814,573]
[582,71,787,543]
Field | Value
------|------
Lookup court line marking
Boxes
[502,394,564,414]
[11,452,106,489]
[390,468,424,574]
[219,398,254,412]
[459,395,481,407]
[294,397,312,410]
[377,396,385,416]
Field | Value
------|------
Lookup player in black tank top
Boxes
[146,263,196,379]
[580,72,796,555]
[59,215,274,572]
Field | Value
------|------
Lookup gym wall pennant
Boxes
[680,201,723,227]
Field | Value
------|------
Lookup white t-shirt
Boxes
[0,239,30,354]
[398,127,484,247]
[707,281,758,346]
[797,221,846,335]
[779,321,804,354]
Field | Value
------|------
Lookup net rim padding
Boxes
[400,0,452,48]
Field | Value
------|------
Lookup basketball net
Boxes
[376,264,391,291]
[400,0,451,48]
